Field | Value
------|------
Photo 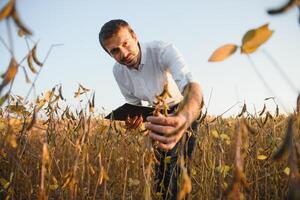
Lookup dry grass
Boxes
[0,99,299,200]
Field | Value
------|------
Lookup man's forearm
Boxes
[177,82,203,126]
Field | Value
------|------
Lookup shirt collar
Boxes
[122,42,146,72]
[139,42,146,65]
[137,42,146,71]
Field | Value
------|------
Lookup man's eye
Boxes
[110,48,119,54]
[123,42,128,46]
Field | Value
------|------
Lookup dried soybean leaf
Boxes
[159,82,172,99]
[265,97,275,101]
[0,0,15,21]
[58,85,64,100]
[32,44,43,66]
[79,83,90,92]
[11,6,32,36]
[208,44,237,62]
[0,58,18,93]
[275,105,279,117]
[241,24,273,54]
[89,101,94,113]
[238,103,247,117]
[27,52,37,73]
[259,104,266,116]
[268,0,296,15]
[91,92,95,108]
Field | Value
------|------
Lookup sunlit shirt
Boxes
[113,41,197,106]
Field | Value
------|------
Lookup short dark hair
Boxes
[99,19,134,53]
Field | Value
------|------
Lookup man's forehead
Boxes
[111,27,132,39]
[104,28,133,47]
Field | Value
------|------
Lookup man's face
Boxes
[104,27,140,69]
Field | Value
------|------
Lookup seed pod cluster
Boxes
[27,44,43,74]
[153,82,172,116]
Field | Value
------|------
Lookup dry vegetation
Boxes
[1,1,300,199]
[0,89,300,199]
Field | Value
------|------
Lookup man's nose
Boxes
[120,48,129,59]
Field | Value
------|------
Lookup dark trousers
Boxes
[154,122,198,200]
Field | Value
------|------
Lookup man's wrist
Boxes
[176,110,191,127]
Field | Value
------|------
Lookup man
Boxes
[99,19,203,199]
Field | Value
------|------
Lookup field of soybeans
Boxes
[1,0,300,199]
[0,87,300,200]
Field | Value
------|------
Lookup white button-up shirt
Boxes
[113,41,197,106]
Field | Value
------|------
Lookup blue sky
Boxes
[1,0,300,116]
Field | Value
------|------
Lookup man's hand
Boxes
[145,113,187,150]
[125,114,143,129]
[145,82,203,151]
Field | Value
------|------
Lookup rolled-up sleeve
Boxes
[159,43,197,93]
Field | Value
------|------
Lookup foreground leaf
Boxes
[0,0,15,21]
[11,5,32,35]
[208,44,237,62]
[241,23,273,54]
[0,58,18,93]
[268,0,296,15]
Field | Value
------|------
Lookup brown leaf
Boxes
[11,6,32,36]
[208,44,238,62]
[238,103,247,117]
[0,0,15,21]
[91,92,95,108]
[88,101,94,113]
[241,24,273,54]
[0,58,18,93]
[79,83,90,92]
[268,0,296,15]
[58,85,64,100]
[264,96,275,101]
[275,105,279,117]
[27,52,37,73]
[32,45,43,66]
[259,104,266,116]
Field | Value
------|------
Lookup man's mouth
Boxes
[124,56,134,65]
